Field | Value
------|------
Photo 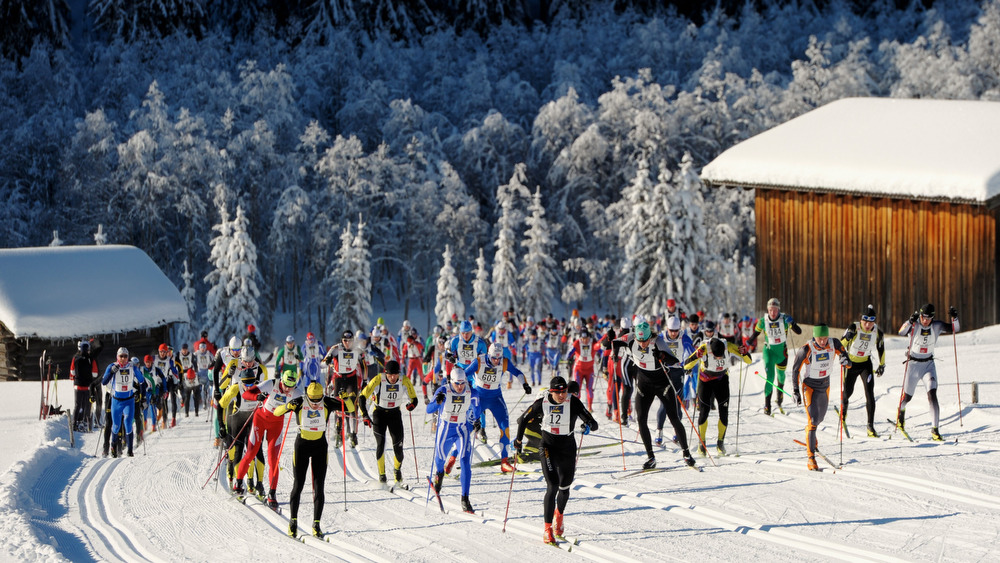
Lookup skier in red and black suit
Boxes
[70,340,100,431]
[514,375,597,546]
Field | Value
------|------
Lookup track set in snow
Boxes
[4,325,1000,561]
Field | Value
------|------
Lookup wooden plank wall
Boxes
[1,326,173,381]
[755,190,997,331]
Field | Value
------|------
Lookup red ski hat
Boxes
[667,299,676,308]
[247,324,256,333]
[143,355,153,363]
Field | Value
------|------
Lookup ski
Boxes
[612,467,667,479]
[834,406,851,439]
[792,439,839,471]
[886,418,913,442]
[390,482,410,493]
[776,405,786,415]
[494,470,531,476]
[554,534,580,546]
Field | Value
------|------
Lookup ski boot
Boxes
[232,480,246,496]
[444,455,457,475]
[605,406,612,420]
[682,449,696,467]
[499,458,515,473]
[554,509,564,537]
[895,410,906,431]
[111,436,121,458]
[867,425,879,438]
[764,394,772,416]
[171,417,176,428]
[642,456,656,470]
[394,469,403,483]
[697,443,707,457]
[255,481,266,501]
[807,455,819,471]
[460,496,474,514]
[312,520,324,538]
[543,523,556,545]
[288,518,298,538]
[267,489,278,510]
[717,441,727,456]
[126,432,134,457]
[349,432,358,448]
[654,430,663,447]
[378,474,388,486]
[930,427,943,441]
[433,472,444,493]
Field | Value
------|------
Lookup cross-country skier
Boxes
[682,336,752,455]
[300,332,326,387]
[896,304,959,441]
[791,324,852,470]
[446,320,488,371]
[275,335,304,381]
[464,344,531,472]
[603,319,694,469]
[564,330,602,411]
[427,367,482,513]
[840,305,886,437]
[233,366,302,509]
[152,343,180,427]
[655,316,694,445]
[101,347,148,457]
[322,330,365,448]
[219,345,268,498]
[522,329,544,386]
[400,329,425,390]
[358,360,418,486]
[749,298,803,415]
[514,375,598,545]
[276,382,353,539]
[70,340,99,431]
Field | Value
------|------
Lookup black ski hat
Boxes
[385,360,400,374]
[549,375,568,391]
[920,303,935,317]
[861,304,876,320]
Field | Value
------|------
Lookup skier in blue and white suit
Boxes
[465,343,531,472]
[427,367,482,514]
[446,320,488,370]
[102,347,148,457]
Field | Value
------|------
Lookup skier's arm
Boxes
[274,397,302,417]
[791,344,809,395]
[514,398,543,443]
[682,344,704,371]
[426,385,446,414]
[725,341,752,364]
[219,382,241,409]
[874,329,886,370]
[841,322,858,343]
[101,364,115,386]
[401,375,418,400]
[570,395,598,433]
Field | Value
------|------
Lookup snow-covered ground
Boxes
[3,325,999,562]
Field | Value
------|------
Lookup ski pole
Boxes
[408,408,419,479]
[276,411,292,463]
[616,373,626,471]
[341,398,348,512]
[752,371,796,398]
[501,447,518,533]
[839,365,845,468]
[734,362,744,456]
[575,425,585,466]
[200,404,258,489]
[951,313,963,427]
[894,322,918,434]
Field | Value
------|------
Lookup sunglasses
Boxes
[117,354,128,359]
[861,315,876,322]
[551,388,567,394]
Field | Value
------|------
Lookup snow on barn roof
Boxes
[0,245,188,340]
[701,97,1000,205]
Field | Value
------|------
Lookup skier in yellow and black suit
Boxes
[275,382,353,539]
[682,337,752,456]
[218,345,268,499]
[358,360,419,487]
[840,305,886,437]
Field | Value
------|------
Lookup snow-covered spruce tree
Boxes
[471,248,492,323]
[519,187,557,319]
[606,159,654,316]
[49,231,63,247]
[435,245,465,327]
[94,225,108,245]
[203,206,262,342]
[492,164,531,317]
[224,206,263,341]
[327,220,372,337]
[178,259,197,344]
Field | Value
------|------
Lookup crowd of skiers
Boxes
[69,298,959,544]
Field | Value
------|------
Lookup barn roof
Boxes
[701,97,1000,205]
[0,245,188,340]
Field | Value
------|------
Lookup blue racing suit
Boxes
[427,383,482,496]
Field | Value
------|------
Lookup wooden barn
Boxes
[0,245,189,381]
[701,97,1000,331]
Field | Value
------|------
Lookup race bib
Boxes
[301,406,325,433]
[445,393,469,423]
[478,366,501,389]
[542,401,571,435]
[378,380,401,409]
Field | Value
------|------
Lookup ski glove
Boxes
[444,352,457,364]
[839,356,852,368]
[473,420,482,432]
[875,365,885,377]
[435,393,445,404]
[213,389,222,401]
[580,422,591,435]
[949,306,959,319]
[513,439,523,455]
[910,311,920,324]
[363,415,372,427]
[793,389,802,406]
[522,383,532,395]
[406,398,417,411]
